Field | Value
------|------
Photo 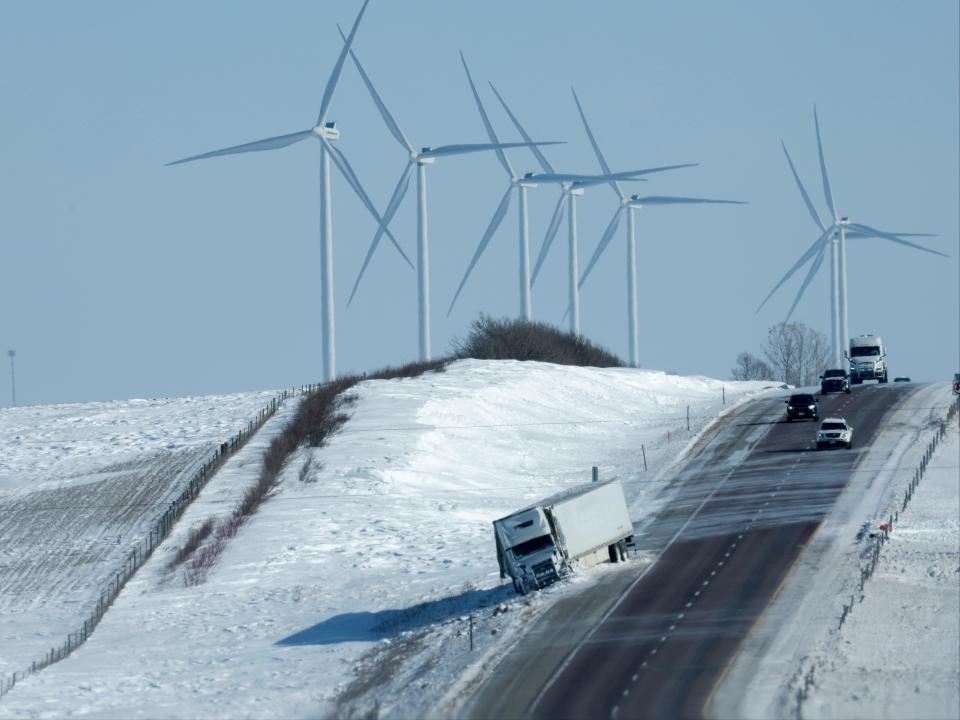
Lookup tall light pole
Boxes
[7,350,15,407]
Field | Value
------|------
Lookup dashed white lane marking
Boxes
[650,647,658,655]
[660,636,667,643]
[632,673,639,682]
[686,601,693,607]
[622,689,630,697]
[669,624,676,631]
[641,661,648,668]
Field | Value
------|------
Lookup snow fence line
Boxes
[793,394,960,715]
[0,384,322,699]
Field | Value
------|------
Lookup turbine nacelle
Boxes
[312,122,340,140]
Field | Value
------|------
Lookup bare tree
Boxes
[761,322,831,386]
[730,352,774,381]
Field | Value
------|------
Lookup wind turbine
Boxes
[167,0,409,384]
[530,89,696,336]
[571,91,745,367]
[340,42,562,362]
[447,55,693,323]
[757,107,943,367]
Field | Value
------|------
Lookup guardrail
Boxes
[0,384,322,698]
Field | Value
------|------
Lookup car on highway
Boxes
[820,368,851,394]
[816,417,853,450]
[785,393,820,422]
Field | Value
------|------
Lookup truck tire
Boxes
[880,372,888,384]
[845,386,851,394]
[846,441,852,449]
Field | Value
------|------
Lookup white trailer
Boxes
[493,480,633,594]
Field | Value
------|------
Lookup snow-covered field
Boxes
[0,392,279,684]
[0,360,774,718]
[714,382,959,719]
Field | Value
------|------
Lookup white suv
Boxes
[816,417,853,450]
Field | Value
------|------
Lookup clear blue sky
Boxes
[1,1,957,405]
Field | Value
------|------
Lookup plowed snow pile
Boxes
[0,360,774,718]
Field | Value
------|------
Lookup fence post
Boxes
[592,466,598,483]
[642,444,647,472]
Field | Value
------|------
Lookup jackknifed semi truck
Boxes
[493,480,633,594]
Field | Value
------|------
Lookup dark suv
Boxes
[820,368,851,394]
[785,393,820,422]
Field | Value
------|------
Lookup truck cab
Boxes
[847,335,887,384]
[493,507,562,594]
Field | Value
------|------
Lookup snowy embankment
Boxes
[0,359,774,719]
[714,383,959,720]
[0,392,279,686]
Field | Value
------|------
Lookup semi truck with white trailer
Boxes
[847,334,888,384]
[493,480,633,594]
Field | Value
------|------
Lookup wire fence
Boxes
[0,384,322,698]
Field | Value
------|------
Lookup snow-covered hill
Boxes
[0,361,774,717]
[0,362,955,719]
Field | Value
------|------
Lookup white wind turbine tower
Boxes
[447,55,692,323]
[167,0,410,383]
[571,91,745,367]
[530,89,696,336]
[340,42,562,362]
[757,107,943,367]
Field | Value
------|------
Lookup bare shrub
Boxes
[453,316,623,367]
[167,518,214,571]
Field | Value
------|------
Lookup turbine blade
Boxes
[324,139,413,269]
[537,165,695,186]
[571,86,622,200]
[489,82,555,175]
[784,243,827,322]
[531,192,568,285]
[422,141,563,158]
[813,106,837,220]
[781,139,825,232]
[347,163,415,305]
[579,206,624,289]
[317,0,371,126]
[166,130,313,166]
[447,185,514,315]
[338,25,413,154]
[627,195,746,206]
[845,231,936,239]
[756,225,834,313]
[460,52,514,179]
[844,222,948,257]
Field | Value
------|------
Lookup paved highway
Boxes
[463,383,915,720]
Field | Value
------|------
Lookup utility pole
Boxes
[7,350,14,407]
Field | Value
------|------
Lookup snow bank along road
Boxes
[465,382,927,719]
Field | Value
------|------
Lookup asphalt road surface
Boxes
[463,382,915,720]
